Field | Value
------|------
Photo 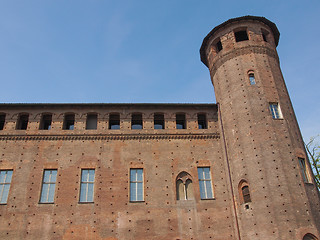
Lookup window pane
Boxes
[130,169,136,182]
[48,184,55,202]
[40,184,49,203]
[197,168,204,180]
[130,183,136,201]
[87,183,94,202]
[88,170,95,182]
[50,170,57,182]
[204,168,211,179]
[137,182,143,201]
[0,171,6,183]
[205,181,213,198]
[81,170,89,182]
[80,183,88,202]
[137,169,143,181]
[1,184,10,203]
[199,181,206,199]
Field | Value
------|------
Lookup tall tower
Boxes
[200,16,320,239]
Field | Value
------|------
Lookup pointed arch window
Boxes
[176,172,194,200]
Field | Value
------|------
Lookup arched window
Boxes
[176,172,194,200]
[239,180,251,204]
[303,233,318,240]
[248,71,256,85]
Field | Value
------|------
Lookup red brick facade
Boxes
[0,16,319,240]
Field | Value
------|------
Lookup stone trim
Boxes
[209,45,279,77]
[0,133,219,141]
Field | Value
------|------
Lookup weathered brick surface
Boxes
[0,16,319,240]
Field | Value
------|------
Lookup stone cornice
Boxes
[209,45,279,78]
[0,133,220,141]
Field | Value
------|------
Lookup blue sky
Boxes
[0,0,319,141]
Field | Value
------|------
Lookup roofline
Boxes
[0,103,217,109]
[200,15,280,67]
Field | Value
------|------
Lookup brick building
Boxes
[0,16,319,240]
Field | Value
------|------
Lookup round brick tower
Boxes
[200,16,320,240]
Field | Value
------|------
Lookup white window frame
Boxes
[197,167,214,199]
[0,170,13,204]
[79,169,95,203]
[40,169,57,203]
[130,169,144,202]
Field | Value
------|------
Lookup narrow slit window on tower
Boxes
[79,169,95,203]
[0,170,13,204]
[269,103,282,119]
[249,73,256,85]
[176,113,186,129]
[261,29,269,42]
[197,113,207,129]
[40,169,57,203]
[216,40,223,52]
[63,113,75,130]
[197,167,214,199]
[235,30,249,42]
[154,113,164,129]
[130,169,144,202]
[86,113,97,130]
[109,113,120,129]
[40,114,52,130]
[131,113,143,129]
[17,114,29,130]
[298,158,311,183]
[0,114,5,130]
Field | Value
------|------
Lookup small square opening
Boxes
[40,114,52,130]
[109,114,120,129]
[63,114,75,130]
[235,30,249,42]
[131,113,143,129]
[176,114,186,129]
[154,113,164,129]
[17,114,29,130]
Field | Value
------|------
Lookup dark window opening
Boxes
[303,233,318,240]
[176,114,186,129]
[216,40,223,52]
[17,114,29,130]
[131,113,142,129]
[0,114,5,130]
[109,114,120,129]
[235,30,249,42]
[63,114,75,130]
[198,113,207,129]
[242,186,251,203]
[262,33,267,42]
[40,114,52,130]
[86,114,97,130]
[154,113,164,129]
[249,73,256,85]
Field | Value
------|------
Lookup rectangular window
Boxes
[298,158,311,183]
[0,170,13,204]
[0,114,5,130]
[130,169,143,202]
[80,169,95,203]
[269,103,282,119]
[86,113,97,130]
[154,113,164,129]
[109,113,120,129]
[17,114,29,130]
[176,113,186,129]
[131,113,143,129]
[235,30,249,42]
[198,113,207,129]
[63,114,75,130]
[249,73,256,85]
[40,170,57,203]
[197,167,214,199]
[40,114,52,130]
